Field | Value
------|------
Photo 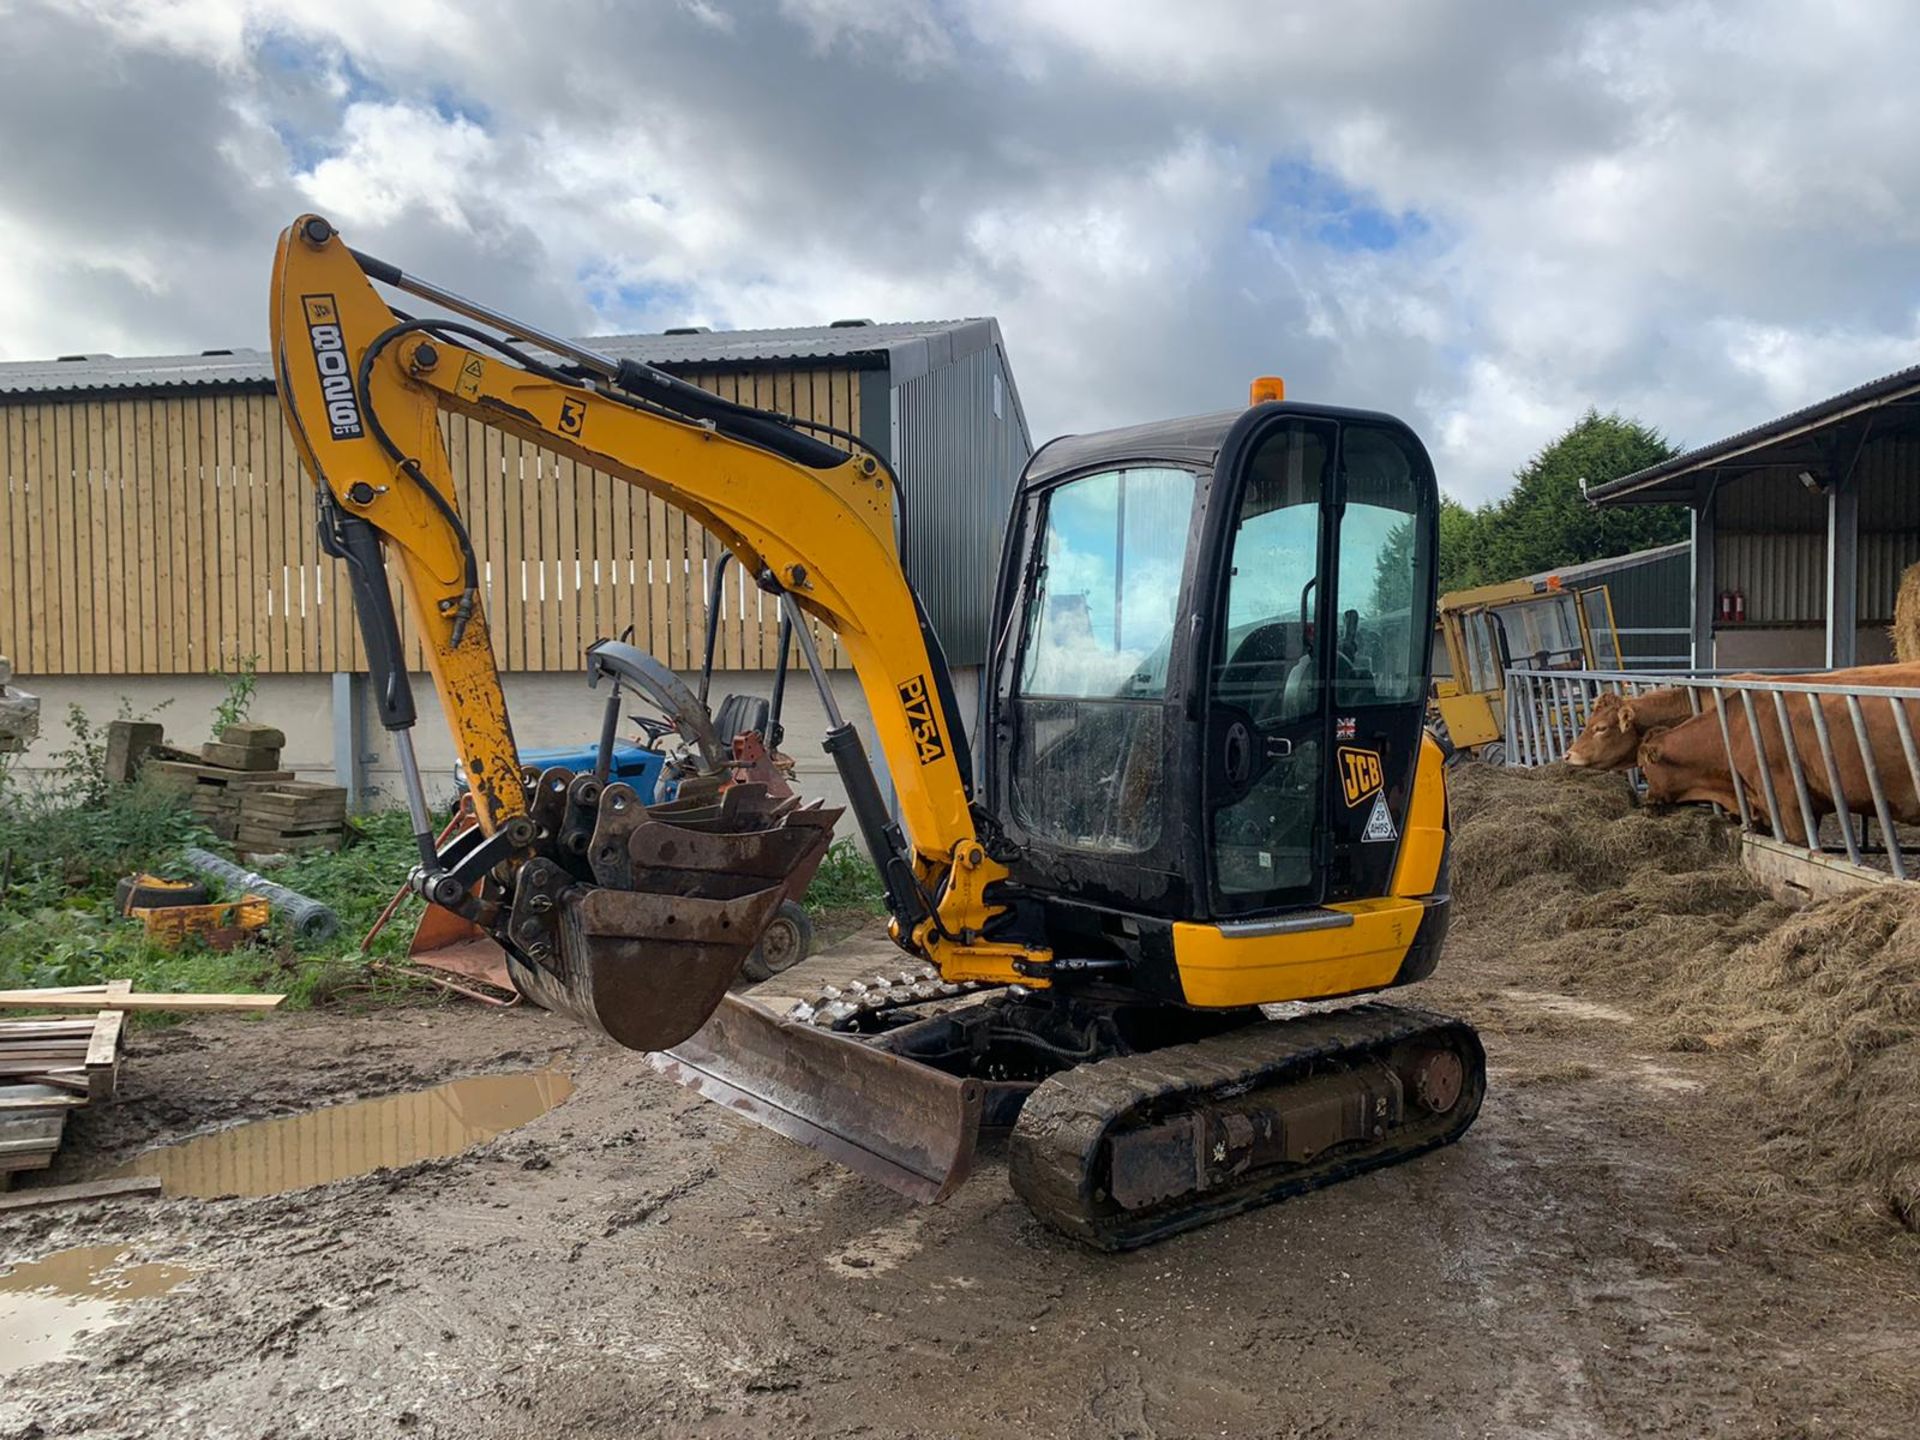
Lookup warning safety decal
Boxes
[1362,793,1399,843]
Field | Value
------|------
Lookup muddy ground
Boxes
[7,804,1920,1436]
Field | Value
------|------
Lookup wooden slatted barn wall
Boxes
[0,367,863,676]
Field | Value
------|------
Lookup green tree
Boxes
[1436,497,1484,592]
[1437,410,1686,589]
[1371,516,1415,614]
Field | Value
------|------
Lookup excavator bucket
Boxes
[503,777,845,1052]
[507,873,789,1051]
[651,993,985,1203]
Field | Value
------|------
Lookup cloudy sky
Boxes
[1,0,1914,502]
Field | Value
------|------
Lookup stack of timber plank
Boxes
[235,780,348,855]
[149,729,296,839]
[148,724,349,854]
[0,985,129,1186]
[0,983,287,1194]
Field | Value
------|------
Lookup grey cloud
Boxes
[2,0,1917,504]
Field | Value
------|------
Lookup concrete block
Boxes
[221,722,287,750]
[105,720,168,784]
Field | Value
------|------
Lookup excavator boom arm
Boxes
[270,215,1026,980]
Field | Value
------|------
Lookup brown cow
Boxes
[1632,666,1920,844]
[1565,687,1701,770]
[1636,712,1766,824]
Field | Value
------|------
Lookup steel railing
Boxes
[1502,665,1920,881]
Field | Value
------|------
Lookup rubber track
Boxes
[1008,1003,1485,1251]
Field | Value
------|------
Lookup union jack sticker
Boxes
[1335,716,1357,740]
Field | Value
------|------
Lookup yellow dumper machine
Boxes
[1430,576,1622,765]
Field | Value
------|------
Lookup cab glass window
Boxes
[1018,467,1195,700]
[1011,465,1196,852]
[1331,424,1432,707]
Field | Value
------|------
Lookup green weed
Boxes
[2,687,891,1015]
[803,838,887,917]
[208,656,259,740]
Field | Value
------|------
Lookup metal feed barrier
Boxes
[1502,665,1920,882]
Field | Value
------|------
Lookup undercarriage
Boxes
[660,973,1486,1248]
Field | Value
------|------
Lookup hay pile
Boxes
[1449,761,1920,1235]
[1891,559,1920,663]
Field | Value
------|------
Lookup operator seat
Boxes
[713,692,774,748]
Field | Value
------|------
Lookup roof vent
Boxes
[56,353,90,362]
[829,318,874,328]
[200,348,234,357]
[663,326,711,336]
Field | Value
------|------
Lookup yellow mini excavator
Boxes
[271,215,1483,1248]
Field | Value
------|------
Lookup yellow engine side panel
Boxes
[1435,691,1503,748]
[1170,732,1451,1008]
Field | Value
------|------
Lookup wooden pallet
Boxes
[148,760,297,792]
[235,829,345,854]
[150,761,305,842]
[0,982,286,1195]
[241,781,347,824]
[0,1005,127,1183]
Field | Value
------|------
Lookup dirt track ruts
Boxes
[5,788,1920,1436]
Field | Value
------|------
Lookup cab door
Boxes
[1203,416,1337,915]
[1322,421,1439,903]
[1203,409,1439,916]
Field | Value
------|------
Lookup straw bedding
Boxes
[1448,761,1920,1235]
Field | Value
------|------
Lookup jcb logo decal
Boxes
[898,674,947,766]
[1338,746,1383,807]
[301,293,362,440]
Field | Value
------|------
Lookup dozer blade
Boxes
[650,993,985,1203]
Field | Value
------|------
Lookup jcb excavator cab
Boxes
[672,398,1474,1242]
[982,401,1443,996]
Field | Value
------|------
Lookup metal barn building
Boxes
[0,319,1031,807]
[1526,541,1693,670]
[1591,367,1920,670]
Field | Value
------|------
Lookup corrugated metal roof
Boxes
[0,349,275,395]
[1590,362,1920,504]
[1525,540,1691,585]
[588,319,997,371]
[0,319,1005,396]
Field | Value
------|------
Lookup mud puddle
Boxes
[0,1245,194,1378]
[111,1067,574,1198]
